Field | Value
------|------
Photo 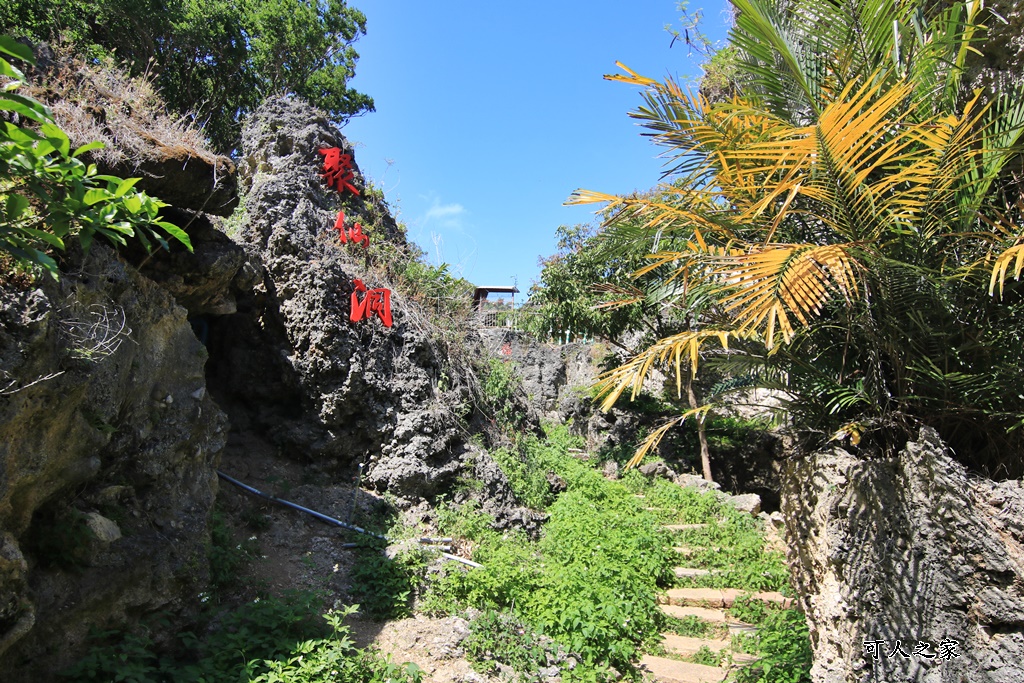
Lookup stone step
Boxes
[659,605,758,636]
[671,546,725,555]
[660,604,731,623]
[661,588,794,609]
[663,523,709,531]
[660,634,731,656]
[673,567,715,578]
[639,655,726,683]
[660,635,760,664]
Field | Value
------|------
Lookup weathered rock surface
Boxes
[186,95,549,539]
[137,213,252,316]
[465,448,547,535]
[782,427,1024,683]
[0,246,227,679]
[481,328,597,418]
[210,96,482,507]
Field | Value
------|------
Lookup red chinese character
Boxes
[318,147,360,195]
[347,220,370,249]
[350,279,393,327]
[331,211,370,248]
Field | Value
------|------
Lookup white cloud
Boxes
[409,194,478,268]
[425,201,465,221]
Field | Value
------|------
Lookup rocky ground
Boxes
[215,428,497,683]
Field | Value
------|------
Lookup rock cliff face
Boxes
[0,247,227,678]
[0,91,540,677]
[206,96,473,503]
[479,328,598,418]
[782,428,1024,683]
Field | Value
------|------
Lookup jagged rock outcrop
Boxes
[480,329,597,418]
[0,47,247,677]
[206,96,470,504]
[0,246,228,679]
[782,427,1024,683]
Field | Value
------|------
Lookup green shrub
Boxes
[463,610,553,679]
[670,512,790,593]
[434,498,495,542]
[64,594,426,682]
[481,356,525,430]
[1,37,191,278]
[424,424,678,677]
[250,606,425,683]
[348,547,427,620]
[489,439,564,511]
[208,508,259,590]
[733,609,813,683]
[423,532,541,616]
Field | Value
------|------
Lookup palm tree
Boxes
[573,0,1024,475]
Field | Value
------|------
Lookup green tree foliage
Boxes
[576,0,1024,474]
[0,0,374,152]
[525,223,652,348]
[1,37,190,278]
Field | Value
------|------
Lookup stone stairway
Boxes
[637,520,790,682]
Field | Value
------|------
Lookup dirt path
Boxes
[215,428,495,683]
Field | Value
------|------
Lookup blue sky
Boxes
[343,1,733,297]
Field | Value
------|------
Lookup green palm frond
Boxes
[594,329,741,412]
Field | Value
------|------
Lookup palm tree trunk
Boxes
[686,371,713,482]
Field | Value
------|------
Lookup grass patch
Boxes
[63,594,424,682]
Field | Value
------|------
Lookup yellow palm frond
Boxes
[594,329,738,412]
[989,243,1024,297]
[830,421,864,446]
[565,189,734,242]
[590,283,645,309]
[717,244,860,348]
[623,406,712,469]
[603,61,660,88]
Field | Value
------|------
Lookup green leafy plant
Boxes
[464,610,558,680]
[1,37,191,278]
[250,606,425,683]
[64,595,425,683]
[424,425,677,676]
[208,507,259,590]
[348,547,427,620]
[670,513,790,593]
[401,260,474,320]
[1,0,374,152]
[481,356,526,430]
[728,594,774,625]
[523,222,652,348]
[733,608,812,683]
[490,442,559,511]
[688,644,722,666]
